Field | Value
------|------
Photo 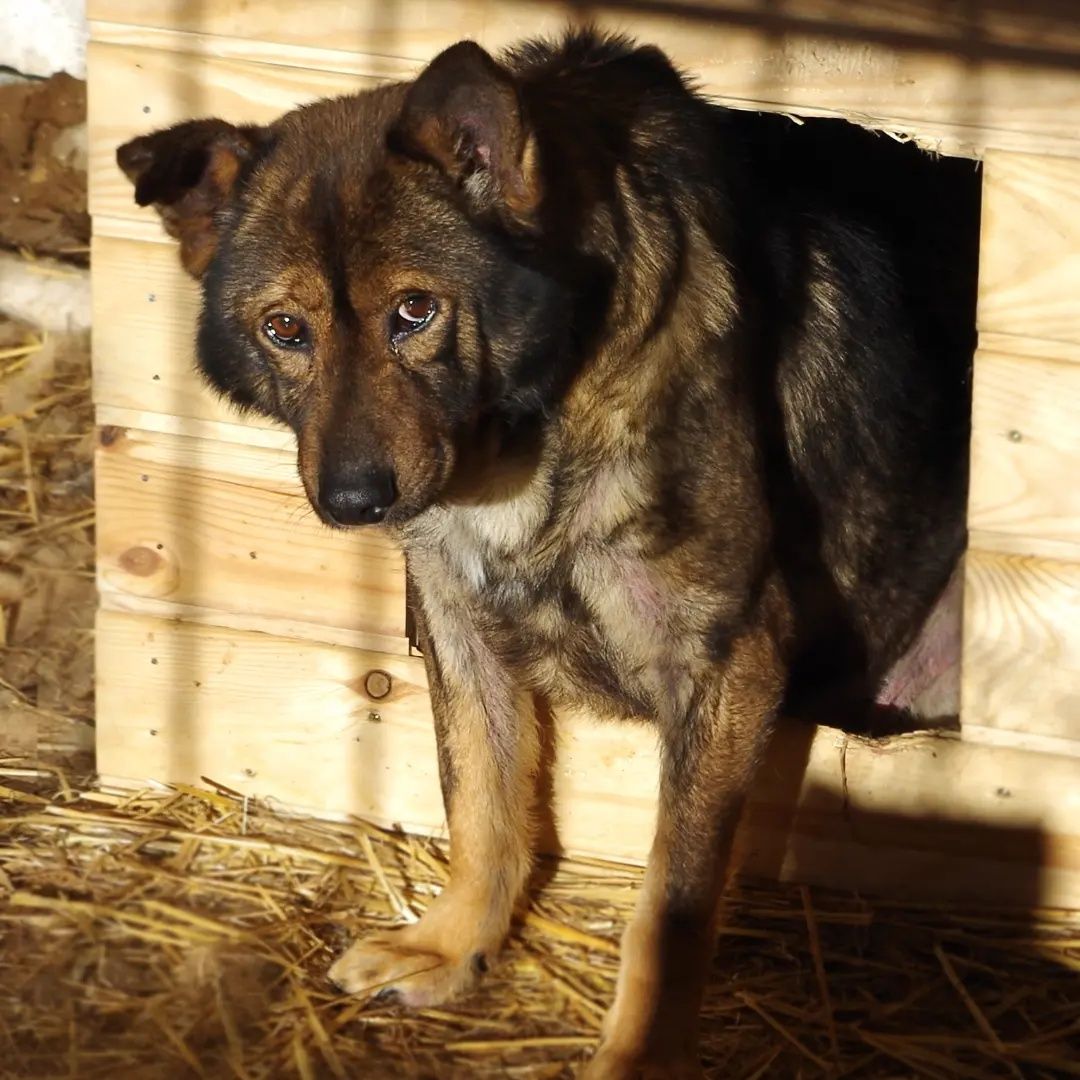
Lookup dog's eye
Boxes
[263,313,309,349]
[391,293,437,341]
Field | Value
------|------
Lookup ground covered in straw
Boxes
[0,766,1078,1079]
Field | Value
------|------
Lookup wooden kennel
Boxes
[88,1,1080,906]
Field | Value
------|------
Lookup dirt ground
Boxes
[0,68,94,772]
[0,73,89,263]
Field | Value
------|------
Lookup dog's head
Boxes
[118,42,572,528]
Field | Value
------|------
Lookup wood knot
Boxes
[118,545,161,577]
[105,539,180,598]
[98,425,125,447]
[363,670,393,700]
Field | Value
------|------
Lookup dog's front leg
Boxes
[329,610,538,1007]
[585,619,785,1079]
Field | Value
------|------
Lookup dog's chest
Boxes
[423,462,702,718]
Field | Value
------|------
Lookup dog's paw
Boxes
[579,1047,704,1080]
[328,929,482,1008]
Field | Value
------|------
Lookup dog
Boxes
[117,30,979,1077]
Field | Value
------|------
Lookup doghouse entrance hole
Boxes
[773,112,982,738]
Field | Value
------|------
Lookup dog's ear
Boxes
[116,119,270,277]
[391,41,541,225]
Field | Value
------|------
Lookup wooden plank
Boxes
[977,332,1080,364]
[89,21,423,80]
[87,0,487,60]
[979,151,1080,345]
[87,42,384,223]
[95,609,663,856]
[96,404,295,452]
[91,233,281,433]
[89,0,1080,55]
[968,347,1080,549]
[968,529,1080,563]
[95,425,408,643]
[962,548,1080,741]
[82,17,1080,160]
[961,723,1080,760]
[96,609,442,825]
[96,609,1080,906]
[87,1,1080,157]
[98,590,412,657]
[478,1,1080,159]
[92,212,175,245]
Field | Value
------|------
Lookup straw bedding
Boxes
[1,765,1078,1079]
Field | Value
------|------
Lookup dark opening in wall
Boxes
[737,111,982,738]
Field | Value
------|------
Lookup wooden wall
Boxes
[963,156,1080,752]
[88,0,1080,905]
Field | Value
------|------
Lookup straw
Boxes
[1,766,1076,1078]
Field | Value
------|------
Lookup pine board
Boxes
[95,426,408,647]
[87,42,383,225]
[86,0,1080,54]
[968,346,1080,551]
[96,609,1080,906]
[86,0,1080,157]
[962,548,1080,741]
[979,151,1080,345]
[91,234,278,433]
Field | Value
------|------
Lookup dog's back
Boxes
[723,110,979,724]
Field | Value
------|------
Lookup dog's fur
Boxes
[118,31,978,1076]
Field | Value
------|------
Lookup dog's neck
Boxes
[404,78,743,554]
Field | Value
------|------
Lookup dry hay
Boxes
[0,316,95,771]
[0,766,1076,1080]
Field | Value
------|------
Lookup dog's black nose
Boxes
[320,468,397,526]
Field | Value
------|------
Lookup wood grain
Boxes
[978,333,1080,364]
[91,234,283,435]
[96,609,1080,905]
[961,722,1080,760]
[979,151,1080,344]
[92,0,1080,157]
[89,21,423,80]
[96,404,295,452]
[88,0,1080,55]
[968,347,1080,549]
[95,426,408,644]
[962,548,1080,740]
[87,42,383,224]
[88,0,487,60]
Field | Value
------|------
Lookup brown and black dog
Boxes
[118,30,979,1077]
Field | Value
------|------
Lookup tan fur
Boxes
[330,667,539,1005]
[585,608,788,1074]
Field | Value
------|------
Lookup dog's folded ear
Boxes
[391,41,541,226]
[116,119,271,277]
